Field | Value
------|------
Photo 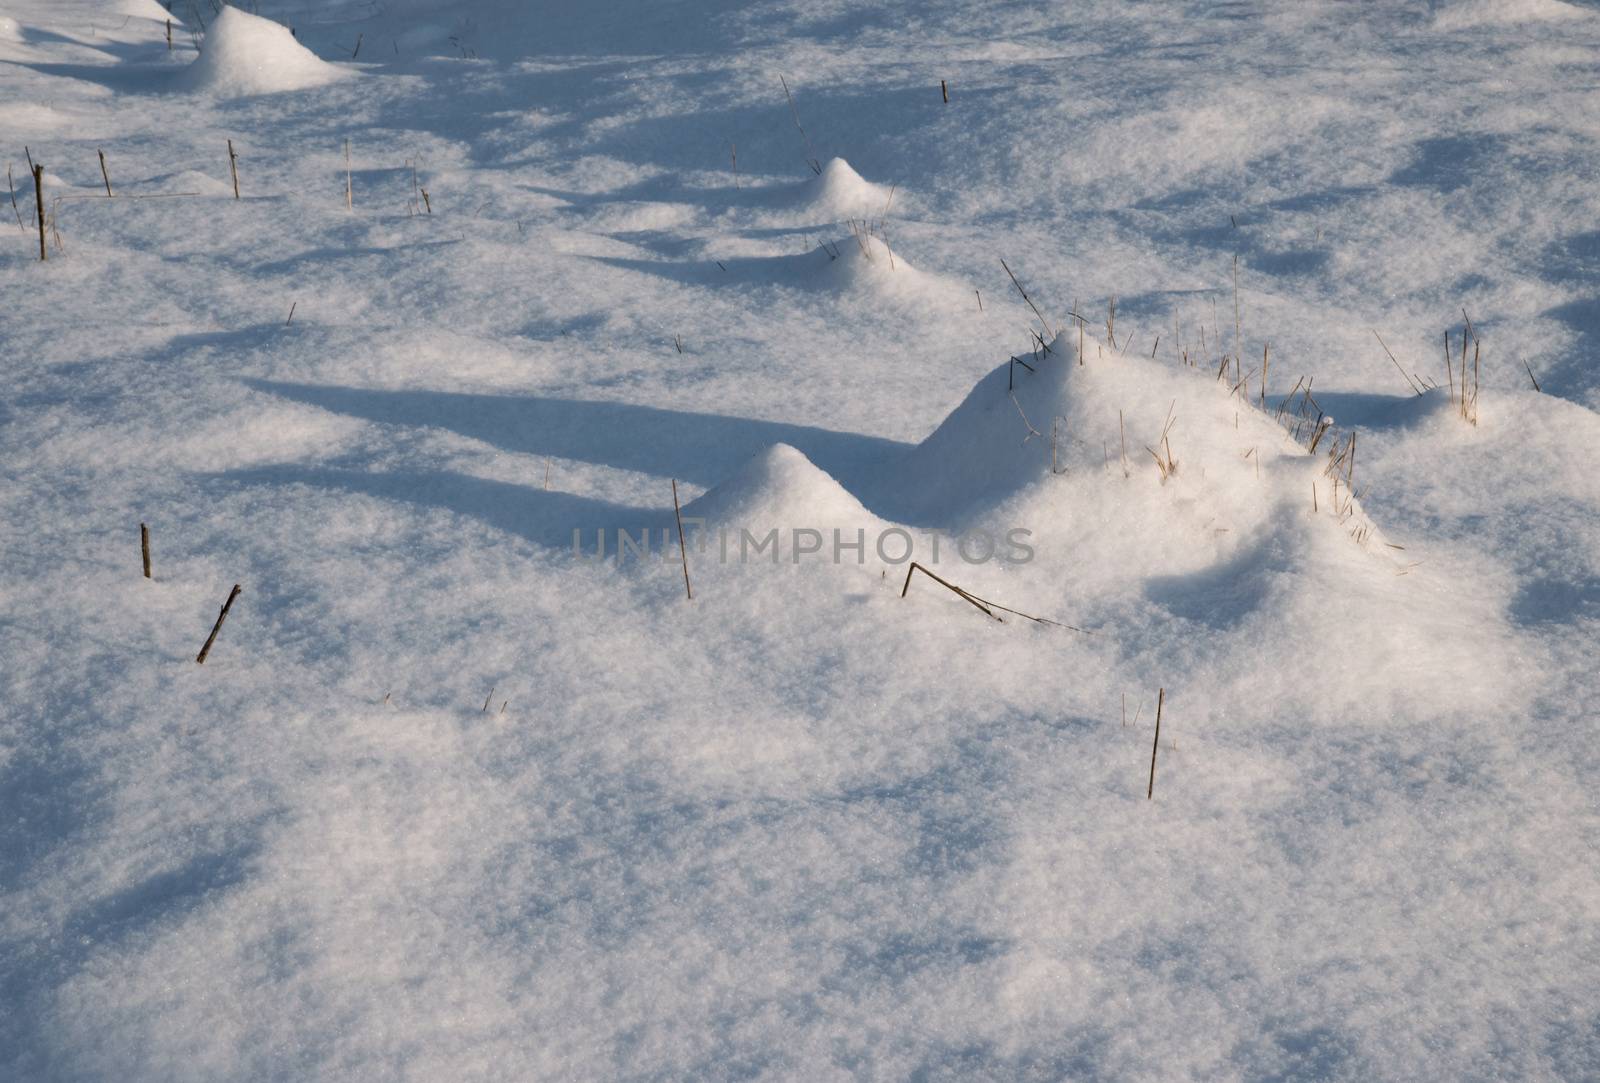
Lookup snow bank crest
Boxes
[180,7,351,97]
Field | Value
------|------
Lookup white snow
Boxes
[179,7,350,98]
[1433,0,1586,29]
[4,0,1600,1078]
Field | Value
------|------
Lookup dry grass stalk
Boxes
[1232,256,1242,361]
[1000,258,1054,339]
[779,75,822,174]
[1372,329,1422,395]
[900,562,1087,631]
[195,584,242,664]
[1147,688,1165,799]
[1009,391,1043,443]
[33,162,46,261]
[98,149,113,197]
[672,478,693,601]
[1119,409,1129,478]
[6,164,24,232]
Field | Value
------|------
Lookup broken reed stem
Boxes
[420,188,431,214]
[140,523,151,579]
[975,288,983,312]
[166,18,172,50]
[227,139,239,199]
[671,478,693,601]
[33,162,46,261]
[285,301,297,326]
[483,686,495,712]
[730,140,738,188]
[901,561,994,618]
[1523,358,1541,392]
[941,79,948,103]
[1118,409,1129,478]
[900,561,1087,631]
[344,139,353,210]
[98,149,113,197]
[1147,687,1165,799]
[195,584,241,664]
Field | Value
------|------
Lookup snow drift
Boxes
[180,7,350,97]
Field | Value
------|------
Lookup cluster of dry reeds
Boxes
[1444,312,1481,425]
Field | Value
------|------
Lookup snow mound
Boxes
[878,324,1399,566]
[1432,0,1585,29]
[180,7,350,98]
[112,0,177,19]
[735,157,896,220]
[812,233,946,298]
[805,158,894,216]
[685,443,878,554]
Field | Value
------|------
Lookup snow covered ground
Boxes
[3,0,1600,1078]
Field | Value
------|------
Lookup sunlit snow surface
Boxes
[3,0,1600,1079]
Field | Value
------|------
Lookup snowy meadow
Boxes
[3,0,1600,1079]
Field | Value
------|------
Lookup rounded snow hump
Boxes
[179,6,352,98]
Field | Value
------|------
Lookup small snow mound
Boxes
[1432,0,1585,29]
[817,233,926,288]
[0,17,21,43]
[180,7,350,98]
[802,158,894,216]
[112,0,179,19]
[686,443,874,532]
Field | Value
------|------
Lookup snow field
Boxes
[2,1,1600,1079]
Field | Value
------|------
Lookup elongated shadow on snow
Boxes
[218,465,655,551]
[1303,389,1432,429]
[244,380,909,496]
[591,248,849,291]
[0,839,260,1077]
[17,60,185,93]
